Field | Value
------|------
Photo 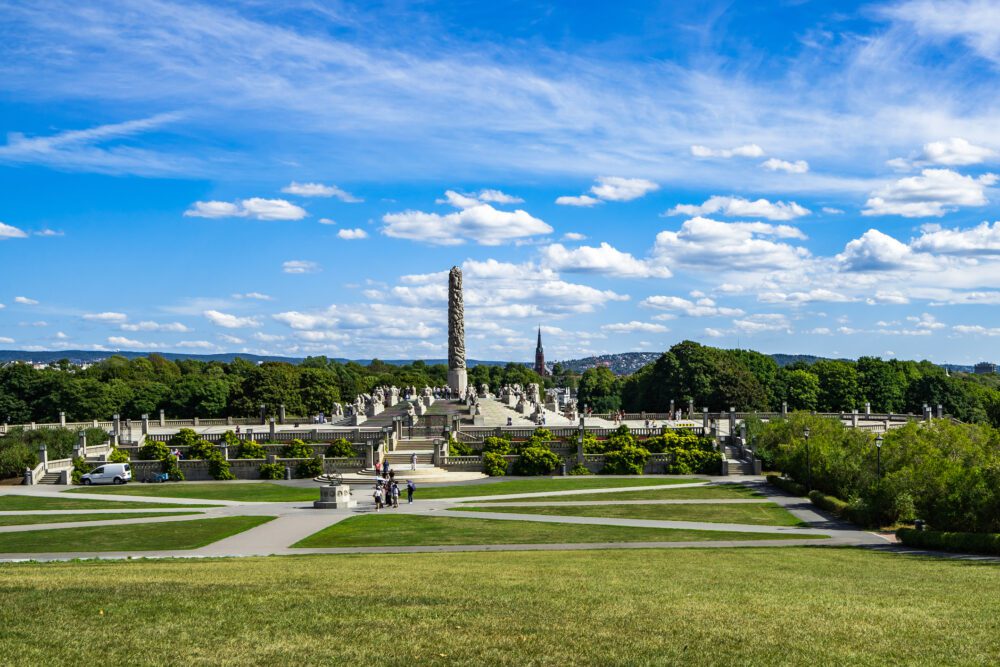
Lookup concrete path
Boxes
[0,477,895,562]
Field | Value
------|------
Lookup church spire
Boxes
[534,326,547,376]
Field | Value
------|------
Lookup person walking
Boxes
[375,460,382,477]
[407,479,415,504]
[372,484,383,511]
[390,481,400,508]
[410,453,417,471]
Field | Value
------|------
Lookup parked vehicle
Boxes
[80,463,132,486]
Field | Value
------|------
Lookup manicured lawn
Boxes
[1,549,998,665]
[0,494,217,510]
[67,482,318,502]
[292,514,815,548]
[467,483,762,503]
[0,512,200,527]
[0,516,273,553]
[416,477,704,500]
[454,502,808,526]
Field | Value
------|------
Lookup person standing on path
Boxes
[410,453,417,470]
[391,481,400,508]
[373,484,383,511]
[375,460,382,477]
[406,479,415,504]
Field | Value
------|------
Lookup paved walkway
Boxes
[0,477,903,562]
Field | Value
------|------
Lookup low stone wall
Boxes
[121,443,367,459]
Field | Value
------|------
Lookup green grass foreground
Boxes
[0,512,199,527]
[466,483,762,503]
[67,482,317,502]
[415,477,703,500]
[454,502,808,526]
[1,549,998,665]
[0,494,217,510]
[292,514,814,548]
[0,516,273,553]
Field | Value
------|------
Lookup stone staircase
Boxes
[38,471,63,484]
[723,444,757,475]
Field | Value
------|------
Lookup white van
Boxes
[81,463,132,486]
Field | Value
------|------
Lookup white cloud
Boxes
[203,310,260,328]
[476,189,523,204]
[233,292,272,301]
[337,228,368,240]
[218,334,245,344]
[690,144,764,158]
[34,229,64,237]
[666,196,810,220]
[641,295,744,317]
[540,242,671,278]
[910,221,1000,255]
[837,229,919,271]
[282,260,320,274]
[866,291,911,305]
[185,198,307,220]
[562,232,587,241]
[382,199,552,246]
[318,218,336,225]
[121,321,191,332]
[906,312,945,330]
[83,311,128,323]
[920,138,995,166]
[175,340,216,349]
[953,324,1000,336]
[55,331,68,340]
[601,321,670,334]
[862,169,997,218]
[703,328,724,338]
[281,182,362,202]
[107,336,148,348]
[589,176,659,202]
[0,222,28,239]
[757,289,856,304]
[733,313,792,334]
[653,217,809,270]
[14,296,38,305]
[555,195,602,207]
[253,332,286,342]
[822,207,845,214]
[761,158,809,174]
[0,337,14,344]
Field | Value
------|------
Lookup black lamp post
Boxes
[804,427,812,491]
[875,434,883,481]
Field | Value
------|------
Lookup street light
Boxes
[803,427,811,491]
[875,434,883,481]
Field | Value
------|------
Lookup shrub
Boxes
[808,489,850,516]
[482,436,511,456]
[107,447,130,463]
[186,439,219,460]
[295,456,323,479]
[162,454,184,481]
[895,528,1000,556]
[138,440,169,461]
[168,428,200,449]
[259,462,285,480]
[236,439,267,459]
[209,456,236,481]
[514,435,550,453]
[601,445,650,475]
[221,430,240,448]
[448,439,474,457]
[282,439,315,459]
[767,474,807,497]
[483,451,509,477]
[325,438,356,458]
[513,447,561,476]
[664,448,722,475]
[71,456,93,485]
[0,441,37,479]
[533,427,554,441]
[569,463,592,476]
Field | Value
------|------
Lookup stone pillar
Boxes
[59,411,66,427]
[141,414,149,436]
[226,416,233,426]
[365,442,375,469]
[78,430,87,458]
[702,407,709,430]
[922,404,929,421]
[447,266,468,396]
[269,417,276,439]
[38,444,48,472]
[577,416,586,465]
[669,399,675,419]
[851,409,858,428]
[279,404,286,425]
[113,414,121,435]
[221,441,230,460]
[687,399,694,419]
[259,404,267,425]
[728,407,736,437]
[865,402,871,416]
[781,401,788,417]
[159,409,166,427]
[193,417,199,426]
[936,404,943,419]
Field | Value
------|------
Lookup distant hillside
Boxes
[556,353,661,376]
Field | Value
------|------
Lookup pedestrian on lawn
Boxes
[407,479,415,504]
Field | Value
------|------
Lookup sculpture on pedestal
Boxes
[447,266,467,395]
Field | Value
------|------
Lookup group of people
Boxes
[372,472,416,510]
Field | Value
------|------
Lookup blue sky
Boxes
[3,0,1000,364]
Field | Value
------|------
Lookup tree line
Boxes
[577,340,1000,425]
[0,355,546,424]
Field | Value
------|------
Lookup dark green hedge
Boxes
[766,474,807,496]
[896,528,1000,556]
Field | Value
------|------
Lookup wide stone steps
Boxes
[726,460,756,475]
[38,472,63,484]
[385,453,434,465]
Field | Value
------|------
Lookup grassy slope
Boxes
[0,512,199,527]
[0,495,217,510]
[0,516,273,553]
[454,502,808,526]
[66,482,317,502]
[0,549,997,665]
[466,483,763,503]
[292,514,815,548]
[415,477,703,500]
